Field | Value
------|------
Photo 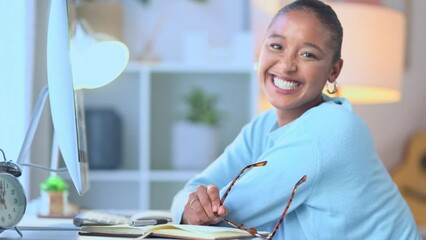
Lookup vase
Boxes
[171,121,219,170]
[39,190,69,216]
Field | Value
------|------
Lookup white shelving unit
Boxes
[68,61,258,211]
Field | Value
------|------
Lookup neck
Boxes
[276,96,324,127]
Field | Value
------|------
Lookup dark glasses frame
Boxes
[216,161,307,239]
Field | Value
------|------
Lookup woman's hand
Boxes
[182,184,229,225]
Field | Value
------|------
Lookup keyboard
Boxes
[73,211,130,227]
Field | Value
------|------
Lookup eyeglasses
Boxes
[216,161,307,239]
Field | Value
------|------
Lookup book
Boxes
[78,223,268,239]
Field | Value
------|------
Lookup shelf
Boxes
[70,169,199,182]
[89,170,140,182]
[84,169,201,182]
[126,61,254,73]
[149,170,200,182]
[76,62,256,210]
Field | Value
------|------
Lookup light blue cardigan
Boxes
[171,96,421,239]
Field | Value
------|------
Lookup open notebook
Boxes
[78,223,269,239]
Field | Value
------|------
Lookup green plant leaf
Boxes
[40,175,69,192]
[183,87,222,126]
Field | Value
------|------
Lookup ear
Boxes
[328,59,344,83]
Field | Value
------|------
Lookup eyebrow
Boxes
[268,33,325,55]
[268,33,285,40]
[303,42,324,55]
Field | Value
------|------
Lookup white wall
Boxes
[0,1,36,195]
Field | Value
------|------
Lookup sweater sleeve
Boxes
[214,125,320,231]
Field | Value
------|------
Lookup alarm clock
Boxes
[0,149,26,236]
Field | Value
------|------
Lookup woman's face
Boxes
[257,10,343,122]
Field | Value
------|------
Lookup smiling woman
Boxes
[171,1,421,239]
[256,7,343,126]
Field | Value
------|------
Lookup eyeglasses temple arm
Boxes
[219,161,268,205]
[268,175,307,239]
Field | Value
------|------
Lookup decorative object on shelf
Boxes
[85,108,122,170]
[182,87,222,126]
[75,0,124,41]
[392,132,426,226]
[172,87,223,170]
[39,175,71,217]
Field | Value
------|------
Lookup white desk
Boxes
[0,215,172,240]
[0,215,78,240]
[2,215,425,240]
[0,229,78,240]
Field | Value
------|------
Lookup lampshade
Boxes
[70,21,129,90]
[327,2,406,104]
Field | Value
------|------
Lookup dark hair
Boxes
[270,0,343,63]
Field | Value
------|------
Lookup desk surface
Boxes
[0,215,172,240]
[0,215,78,240]
[0,230,173,240]
[2,215,425,240]
[0,229,78,240]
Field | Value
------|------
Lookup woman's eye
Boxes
[301,52,317,59]
[269,43,282,51]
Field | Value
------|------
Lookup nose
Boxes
[278,53,297,73]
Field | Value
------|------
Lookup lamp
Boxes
[70,21,129,89]
[325,2,406,104]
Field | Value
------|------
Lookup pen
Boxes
[130,218,171,227]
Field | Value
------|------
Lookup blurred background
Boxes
[0,0,425,233]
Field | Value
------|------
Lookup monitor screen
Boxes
[46,0,90,196]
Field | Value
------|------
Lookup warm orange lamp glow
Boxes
[326,2,406,104]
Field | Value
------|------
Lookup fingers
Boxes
[207,185,228,220]
[184,190,210,225]
[207,184,221,214]
[197,186,218,221]
[183,184,223,225]
[217,205,229,217]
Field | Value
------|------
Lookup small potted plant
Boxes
[39,175,70,217]
[171,87,223,170]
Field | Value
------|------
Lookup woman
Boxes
[171,0,421,239]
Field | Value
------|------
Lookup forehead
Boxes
[268,10,332,46]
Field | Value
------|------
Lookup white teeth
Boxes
[273,76,299,90]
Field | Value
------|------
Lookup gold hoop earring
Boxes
[326,81,338,94]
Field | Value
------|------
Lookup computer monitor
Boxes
[46,0,90,196]
[16,0,90,196]
[17,0,127,196]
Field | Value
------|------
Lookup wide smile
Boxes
[271,74,302,91]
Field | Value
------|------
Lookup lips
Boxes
[271,74,301,91]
